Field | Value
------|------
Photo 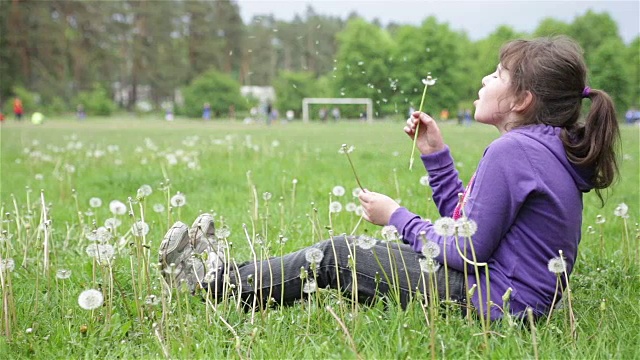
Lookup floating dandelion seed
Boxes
[131,221,150,237]
[419,258,441,273]
[89,197,103,208]
[613,203,628,218]
[56,269,72,279]
[153,204,165,213]
[170,193,186,207]
[455,217,478,237]
[0,258,15,272]
[345,202,357,212]
[263,192,272,201]
[381,225,399,241]
[303,279,317,294]
[419,176,430,186]
[421,241,441,258]
[109,200,127,215]
[305,248,324,264]
[78,289,104,310]
[355,235,377,250]
[329,201,343,213]
[332,185,346,197]
[434,217,456,237]
[547,256,566,274]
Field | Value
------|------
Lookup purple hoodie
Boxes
[389,124,594,319]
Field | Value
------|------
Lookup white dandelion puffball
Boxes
[263,192,272,201]
[305,248,324,264]
[547,257,566,274]
[421,241,441,258]
[613,203,628,218]
[94,226,113,243]
[215,226,231,239]
[345,202,357,212]
[78,289,104,310]
[419,175,430,186]
[302,279,317,294]
[86,243,115,263]
[89,197,103,208]
[132,221,150,237]
[433,217,456,237]
[352,188,362,197]
[145,294,161,306]
[56,269,72,280]
[355,235,377,250]
[153,203,165,213]
[381,225,399,241]
[1,258,15,272]
[329,201,343,213]
[137,184,153,198]
[104,217,121,231]
[419,258,441,273]
[422,76,437,86]
[332,185,346,197]
[455,217,478,237]
[109,200,127,215]
[354,205,364,217]
[170,193,186,207]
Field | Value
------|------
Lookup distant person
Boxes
[202,102,212,121]
[158,37,620,322]
[285,109,294,122]
[229,104,236,120]
[625,108,639,124]
[457,109,464,125]
[331,107,341,121]
[0,112,5,123]
[463,109,472,126]
[319,107,328,122]
[76,104,86,120]
[13,97,23,121]
[440,109,449,120]
[266,103,274,125]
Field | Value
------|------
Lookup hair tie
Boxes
[581,86,591,98]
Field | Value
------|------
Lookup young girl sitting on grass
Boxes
[159,36,619,321]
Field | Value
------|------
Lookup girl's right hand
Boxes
[404,111,445,155]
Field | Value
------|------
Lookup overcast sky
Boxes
[237,0,639,43]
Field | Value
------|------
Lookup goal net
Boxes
[301,98,373,123]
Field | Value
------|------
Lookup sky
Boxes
[236,0,640,43]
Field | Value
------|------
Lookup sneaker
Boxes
[158,221,206,292]
[189,213,226,272]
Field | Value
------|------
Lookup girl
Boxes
[159,36,619,320]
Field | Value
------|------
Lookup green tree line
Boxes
[0,1,637,118]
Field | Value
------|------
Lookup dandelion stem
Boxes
[344,151,364,191]
[409,82,430,170]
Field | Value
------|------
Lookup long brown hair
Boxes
[499,36,619,203]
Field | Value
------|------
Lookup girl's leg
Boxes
[218,235,465,309]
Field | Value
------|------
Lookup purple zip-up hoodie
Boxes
[389,124,594,320]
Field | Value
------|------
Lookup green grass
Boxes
[0,117,638,359]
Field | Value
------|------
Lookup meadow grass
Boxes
[0,117,638,359]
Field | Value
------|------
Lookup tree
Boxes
[180,69,246,118]
[569,11,621,58]
[273,71,316,115]
[533,18,571,38]
[589,38,632,112]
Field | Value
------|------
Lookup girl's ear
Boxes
[512,91,534,113]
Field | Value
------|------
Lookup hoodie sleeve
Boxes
[389,136,538,271]
[420,146,464,217]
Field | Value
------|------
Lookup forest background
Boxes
[1,0,638,120]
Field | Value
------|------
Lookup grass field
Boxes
[0,117,638,359]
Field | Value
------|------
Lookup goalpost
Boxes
[301,98,373,123]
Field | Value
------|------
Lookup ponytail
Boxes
[560,88,620,204]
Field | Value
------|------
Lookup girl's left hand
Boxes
[358,190,400,226]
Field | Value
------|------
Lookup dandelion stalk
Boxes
[409,75,437,170]
[340,144,364,191]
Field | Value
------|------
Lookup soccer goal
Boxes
[301,98,373,123]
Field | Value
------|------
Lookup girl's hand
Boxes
[358,190,400,226]
[404,111,445,155]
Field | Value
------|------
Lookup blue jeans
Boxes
[208,236,466,310]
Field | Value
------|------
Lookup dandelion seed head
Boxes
[131,221,150,237]
[302,279,317,294]
[352,188,362,197]
[355,235,377,250]
[145,294,161,306]
[354,205,364,217]
[305,248,324,264]
[421,241,441,258]
[138,184,153,197]
[614,203,628,218]
[56,269,72,279]
[170,193,186,207]
[153,203,165,213]
[0,258,15,272]
[434,217,456,236]
[345,202,357,212]
[419,258,441,273]
[95,226,113,242]
[215,226,231,239]
[455,217,478,237]
[78,289,104,310]
[329,201,343,213]
[109,200,127,215]
[89,197,102,208]
[332,185,346,197]
[262,192,272,201]
[422,76,437,86]
[595,215,605,224]
[419,175,430,186]
[381,225,399,241]
[104,217,121,231]
[547,256,566,274]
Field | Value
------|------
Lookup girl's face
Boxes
[473,64,517,132]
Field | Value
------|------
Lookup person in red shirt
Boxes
[13,98,24,121]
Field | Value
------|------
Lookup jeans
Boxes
[207,235,466,310]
